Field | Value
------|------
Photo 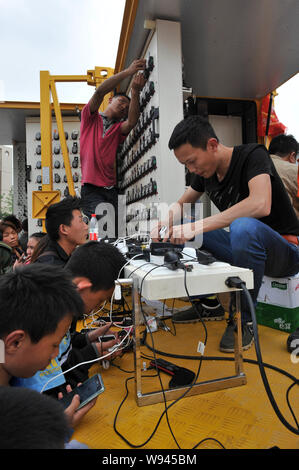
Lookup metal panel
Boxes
[118,20,186,237]
[118,0,299,99]
[26,116,81,235]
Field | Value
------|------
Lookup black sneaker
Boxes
[287,327,299,353]
[172,296,225,323]
[219,319,254,353]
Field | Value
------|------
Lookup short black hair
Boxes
[268,134,299,158]
[113,92,131,102]
[2,215,22,232]
[29,232,47,240]
[0,220,18,236]
[168,115,219,151]
[0,386,69,449]
[65,241,126,291]
[45,196,82,241]
[0,264,84,343]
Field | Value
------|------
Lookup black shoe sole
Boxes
[219,336,254,353]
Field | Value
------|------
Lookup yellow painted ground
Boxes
[72,299,299,450]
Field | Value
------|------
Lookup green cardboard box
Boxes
[255,302,299,333]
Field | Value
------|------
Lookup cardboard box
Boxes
[257,274,299,309]
[256,274,299,332]
[255,302,299,333]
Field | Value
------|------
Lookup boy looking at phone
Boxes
[0,264,96,431]
[14,241,127,393]
[59,241,127,388]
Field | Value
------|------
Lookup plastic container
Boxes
[89,214,99,241]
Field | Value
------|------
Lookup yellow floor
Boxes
[72,300,299,450]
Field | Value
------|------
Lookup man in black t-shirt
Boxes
[153,115,299,352]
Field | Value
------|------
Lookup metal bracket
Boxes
[132,286,246,407]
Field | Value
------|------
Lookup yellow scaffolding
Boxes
[35,66,114,229]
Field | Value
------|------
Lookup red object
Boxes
[89,232,98,241]
[257,94,287,137]
[282,235,299,246]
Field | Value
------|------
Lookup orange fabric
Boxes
[282,234,299,245]
[257,94,286,137]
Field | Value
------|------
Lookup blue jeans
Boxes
[200,217,299,323]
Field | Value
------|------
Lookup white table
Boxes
[124,255,254,406]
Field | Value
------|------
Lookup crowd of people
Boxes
[0,56,299,449]
[0,199,128,449]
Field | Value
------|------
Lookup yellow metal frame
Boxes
[114,0,139,74]
[32,190,61,219]
[38,66,114,229]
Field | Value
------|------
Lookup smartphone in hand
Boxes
[59,374,104,410]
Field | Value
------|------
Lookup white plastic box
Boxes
[256,274,299,332]
[257,273,299,308]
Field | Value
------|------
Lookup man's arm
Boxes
[170,173,272,242]
[88,59,146,114]
[151,186,203,240]
[120,74,146,135]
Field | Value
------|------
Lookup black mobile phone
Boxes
[80,328,98,334]
[59,374,105,410]
[97,334,116,343]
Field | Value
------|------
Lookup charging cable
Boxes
[225,276,299,435]
[40,329,131,394]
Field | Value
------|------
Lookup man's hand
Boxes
[169,222,198,244]
[131,73,146,94]
[86,323,113,343]
[150,222,172,242]
[89,58,146,113]
[94,334,122,361]
[126,59,146,76]
[59,384,97,429]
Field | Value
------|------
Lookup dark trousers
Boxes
[81,184,119,238]
[202,218,299,323]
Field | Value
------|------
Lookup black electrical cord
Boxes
[142,277,299,436]
[113,262,207,449]
[183,267,208,346]
[192,437,226,450]
[113,372,226,450]
[235,278,299,435]
[143,333,298,382]
[114,258,299,447]
[141,266,217,449]
[114,263,223,450]
[286,382,299,429]
[142,330,299,438]
[139,263,182,449]
[113,374,179,449]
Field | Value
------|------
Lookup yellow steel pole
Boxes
[38,67,114,219]
[40,71,53,231]
[50,79,75,196]
[51,75,89,82]
[87,67,114,112]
